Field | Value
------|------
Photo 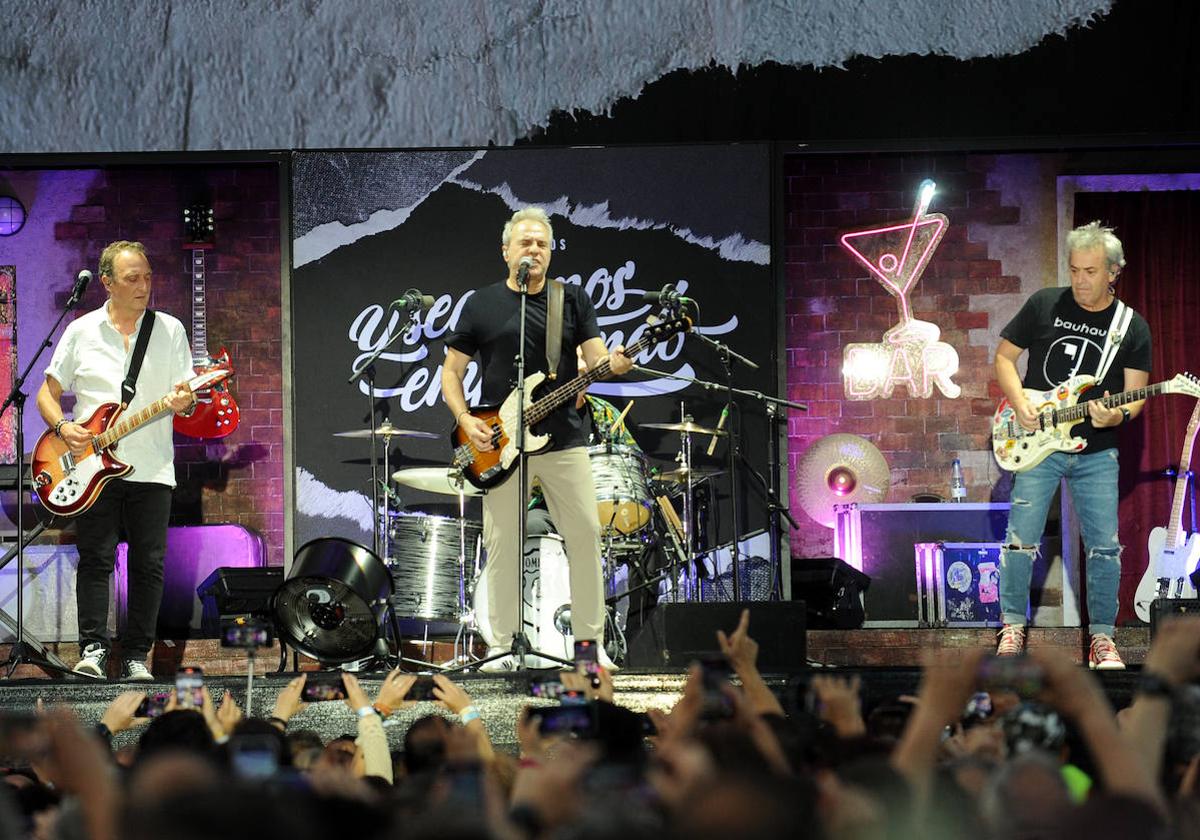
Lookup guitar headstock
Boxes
[183,205,215,247]
[638,314,694,349]
[1167,372,1200,399]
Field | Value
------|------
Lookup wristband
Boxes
[456,410,471,425]
[1135,671,1176,700]
[54,419,69,438]
[518,757,540,768]
[1120,407,1131,424]
[356,705,377,719]
[460,705,481,725]
[267,716,288,730]
[373,701,392,718]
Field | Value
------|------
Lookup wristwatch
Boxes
[1120,407,1131,424]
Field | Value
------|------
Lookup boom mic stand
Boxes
[1,281,83,678]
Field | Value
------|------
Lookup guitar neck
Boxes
[523,334,654,426]
[1056,381,1168,424]
[95,396,177,450]
[190,248,209,359]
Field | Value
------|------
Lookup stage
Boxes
[0,628,1150,752]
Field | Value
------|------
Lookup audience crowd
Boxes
[2,609,1200,840]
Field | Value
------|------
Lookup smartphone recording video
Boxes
[221,616,273,649]
[301,674,347,702]
[532,703,596,736]
[228,733,281,779]
[978,654,1044,698]
[135,691,172,719]
[175,666,205,709]
[407,676,437,702]
[575,639,601,689]
[698,655,734,720]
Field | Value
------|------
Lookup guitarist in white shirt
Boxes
[992,222,1152,669]
[36,241,196,681]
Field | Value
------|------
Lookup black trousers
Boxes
[74,479,172,658]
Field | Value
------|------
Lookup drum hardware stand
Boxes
[630,363,807,601]
[450,266,572,674]
[1,277,82,679]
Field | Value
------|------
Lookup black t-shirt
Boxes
[1000,286,1152,452]
[447,280,601,450]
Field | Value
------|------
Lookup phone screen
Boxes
[302,675,347,702]
[575,639,601,688]
[175,667,204,709]
[136,691,172,719]
[408,677,437,702]
[229,734,281,779]
[698,655,733,720]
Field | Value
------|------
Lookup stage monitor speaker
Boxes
[1150,598,1200,640]
[625,601,805,670]
[791,557,870,629]
[197,566,283,637]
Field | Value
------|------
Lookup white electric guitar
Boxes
[1134,399,1200,622]
[992,372,1200,472]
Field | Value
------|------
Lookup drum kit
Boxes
[329,405,728,668]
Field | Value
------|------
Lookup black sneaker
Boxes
[73,643,108,678]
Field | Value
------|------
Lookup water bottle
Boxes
[950,458,967,502]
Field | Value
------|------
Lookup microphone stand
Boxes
[631,363,805,602]
[348,304,416,559]
[1,285,83,678]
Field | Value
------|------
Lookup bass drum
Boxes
[473,534,573,665]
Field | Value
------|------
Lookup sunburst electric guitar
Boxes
[451,315,692,490]
[1134,399,1200,622]
[992,372,1200,472]
[32,369,232,516]
[173,204,240,438]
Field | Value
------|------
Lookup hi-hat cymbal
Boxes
[392,467,482,496]
[640,421,726,436]
[654,466,725,483]
[333,422,439,440]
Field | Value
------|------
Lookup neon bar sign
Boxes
[840,181,961,400]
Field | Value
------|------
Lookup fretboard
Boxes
[191,248,208,359]
[94,395,178,450]
[1167,405,1200,550]
[1054,382,1167,424]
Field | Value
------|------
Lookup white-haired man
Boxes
[993,221,1152,668]
[442,207,631,671]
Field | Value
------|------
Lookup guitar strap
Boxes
[121,309,156,410]
[545,279,564,380]
[1093,300,1132,383]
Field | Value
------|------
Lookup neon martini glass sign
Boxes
[840,180,961,400]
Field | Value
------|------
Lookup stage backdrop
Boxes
[290,146,775,561]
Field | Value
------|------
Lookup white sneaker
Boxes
[478,646,516,673]
[598,646,621,673]
[73,643,108,678]
[123,659,154,682]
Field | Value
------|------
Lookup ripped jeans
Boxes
[1000,448,1122,636]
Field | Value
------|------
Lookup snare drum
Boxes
[588,444,652,535]
[473,534,573,662]
[388,511,481,622]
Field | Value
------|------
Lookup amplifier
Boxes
[625,601,806,670]
[1150,598,1200,639]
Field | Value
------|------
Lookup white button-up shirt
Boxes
[44,302,195,487]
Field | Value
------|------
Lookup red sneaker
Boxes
[996,624,1026,657]
[1088,633,1125,670]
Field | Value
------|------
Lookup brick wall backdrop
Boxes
[784,153,1026,560]
[53,165,284,565]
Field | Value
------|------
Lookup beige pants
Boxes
[481,446,604,646]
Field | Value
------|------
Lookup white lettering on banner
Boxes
[345,260,742,411]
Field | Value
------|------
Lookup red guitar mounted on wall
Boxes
[174,205,240,438]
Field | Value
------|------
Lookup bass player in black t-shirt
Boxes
[441,207,631,671]
[992,221,1152,669]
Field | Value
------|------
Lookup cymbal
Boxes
[639,421,726,436]
[794,433,890,528]
[333,422,439,440]
[392,467,482,496]
[654,466,725,483]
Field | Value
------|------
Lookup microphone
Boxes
[642,284,694,308]
[706,405,729,456]
[516,256,533,287]
[390,289,435,312]
[68,270,92,306]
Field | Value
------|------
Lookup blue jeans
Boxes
[999,449,1122,636]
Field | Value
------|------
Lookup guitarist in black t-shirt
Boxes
[992,221,1152,669]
